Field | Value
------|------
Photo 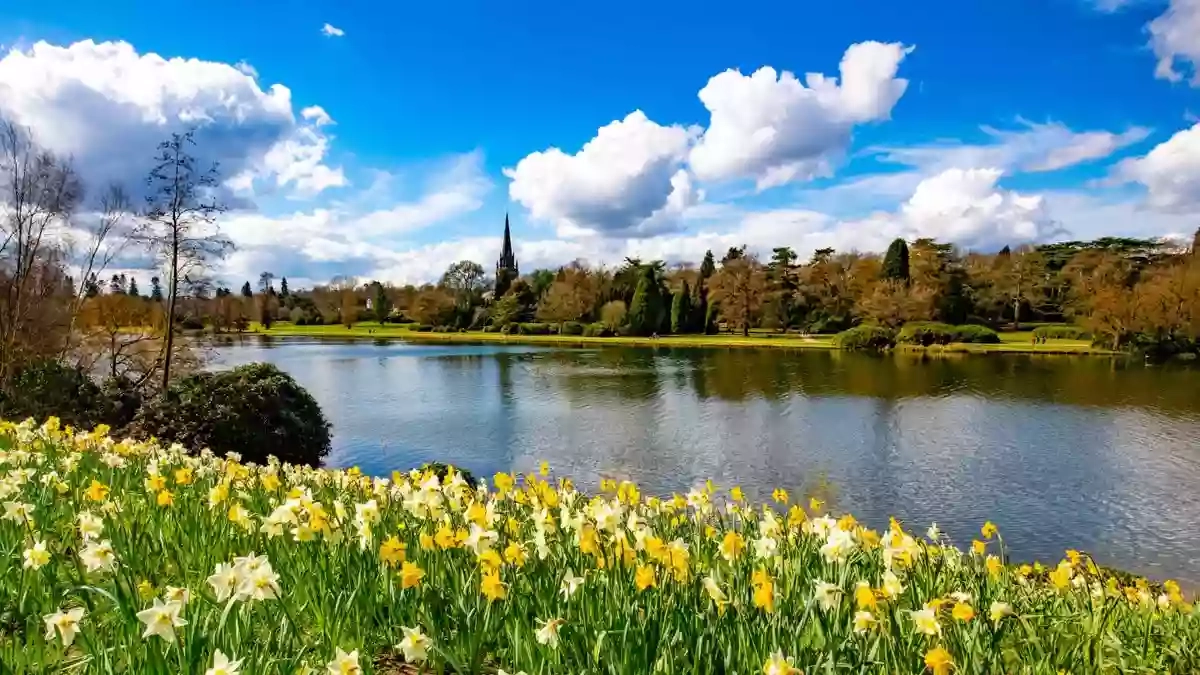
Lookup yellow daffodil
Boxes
[635,565,656,591]
[981,521,998,539]
[399,561,425,590]
[84,479,109,502]
[481,570,506,602]
[924,647,953,675]
[379,536,406,567]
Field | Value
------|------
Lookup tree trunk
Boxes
[1012,296,1021,331]
[162,236,178,391]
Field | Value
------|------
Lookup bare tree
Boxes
[61,184,137,361]
[0,118,83,381]
[138,131,232,388]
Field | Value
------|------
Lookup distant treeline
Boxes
[198,233,1198,356]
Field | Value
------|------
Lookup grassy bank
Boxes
[245,322,1112,355]
[1,418,1194,673]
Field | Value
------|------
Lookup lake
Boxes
[215,337,1200,585]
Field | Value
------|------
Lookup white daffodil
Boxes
[813,580,842,611]
[77,511,104,540]
[535,617,563,649]
[23,539,50,569]
[396,626,431,663]
[42,607,85,647]
[559,569,584,599]
[326,647,361,674]
[79,539,117,573]
[205,649,243,675]
[207,562,240,602]
[135,598,187,642]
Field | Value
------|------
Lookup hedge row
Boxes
[833,325,896,350]
[1032,325,1092,340]
[896,322,1000,346]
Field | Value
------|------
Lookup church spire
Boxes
[495,212,519,295]
[501,213,515,266]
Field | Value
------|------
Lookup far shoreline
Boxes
[234,322,1117,356]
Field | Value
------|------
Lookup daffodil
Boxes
[79,539,116,573]
[559,569,584,599]
[924,646,954,675]
[23,539,50,569]
[135,598,187,642]
[635,565,656,591]
[813,580,842,611]
[399,561,425,589]
[77,511,103,539]
[207,562,239,602]
[397,626,431,663]
[42,607,85,647]
[205,649,243,675]
[853,610,876,633]
[535,617,564,649]
[910,607,941,636]
[326,648,361,675]
[481,569,506,602]
[989,600,1013,623]
[762,650,797,675]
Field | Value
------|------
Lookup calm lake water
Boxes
[215,337,1200,585]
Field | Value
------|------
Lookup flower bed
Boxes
[0,418,1195,673]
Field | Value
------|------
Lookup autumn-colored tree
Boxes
[536,264,599,327]
[600,300,627,333]
[857,280,936,328]
[989,246,1047,329]
[409,288,457,326]
[709,254,767,336]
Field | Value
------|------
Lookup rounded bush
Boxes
[518,322,552,335]
[833,325,896,350]
[897,322,1000,346]
[0,360,107,429]
[582,323,608,337]
[560,321,585,336]
[130,362,331,466]
[1032,325,1092,341]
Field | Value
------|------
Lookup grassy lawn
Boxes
[242,322,1114,355]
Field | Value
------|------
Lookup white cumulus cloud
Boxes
[689,41,913,190]
[1149,0,1200,85]
[0,39,345,200]
[1113,122,1200,210]
[504,111,699,238]
[322,23,346,38]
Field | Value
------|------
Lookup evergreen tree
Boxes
[372,282,391,324]
[705,299,719,335]
[1192,227,1199,257]
[280,277,290,297]
[670,280,692,333]
[150,276,164,302]
[241,281,253,298]
[998,245,1011,257]
[84,273,101,298]
[699,250,716,280]
[108,274,125,295]
[626,264,666,336]
[128,277,140,298]
[882,238,911,282]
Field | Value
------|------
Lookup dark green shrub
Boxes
[897,322,1001,345]
[1033,325,1092,340]
[413,324,433,333]
[179,316,205,330]
[560,321,585,336]
[130,362,331,466]
[582,323,608,337]
[897,322,956,346]
[833,325,896,350]
[0,360,107,429]
[950,325,1000,344]
[100,376,143,431]
[518,322,552,335]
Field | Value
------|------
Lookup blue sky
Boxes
[0,0,1197,286]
